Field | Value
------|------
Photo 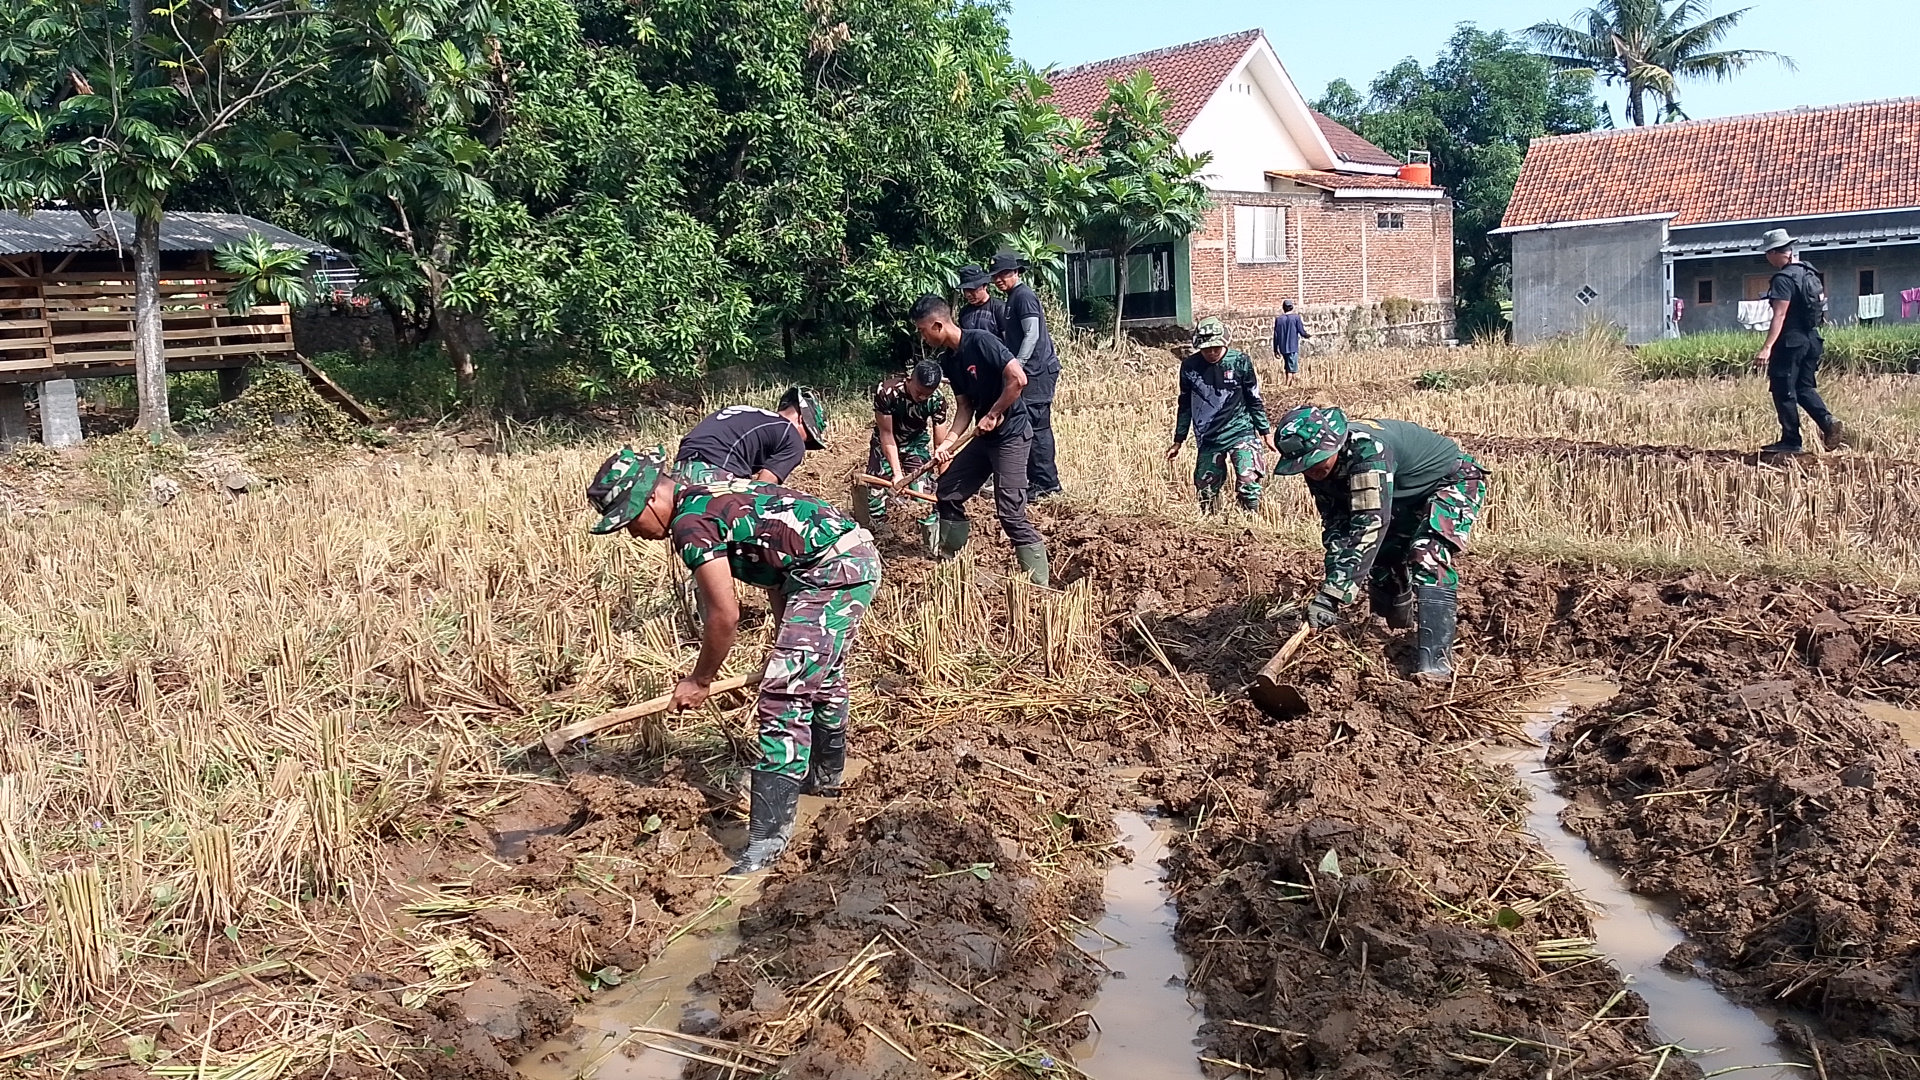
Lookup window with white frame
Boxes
[1376,211,1406,230]
[1234,205,1286,263]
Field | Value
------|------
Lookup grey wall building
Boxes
[1497,98,1920,346]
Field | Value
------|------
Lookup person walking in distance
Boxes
[908,294,1050,586]
[1754,229,1847,454]
[674,387,828,484]
[587,447,879,875]
[988,254,1063,500]
[866,359,951,550]
[1268,406,1489,684]
[957,265,1006,337]
[1167,318,1275,514]
[1271,300,1312,387]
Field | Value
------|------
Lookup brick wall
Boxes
[1187,188,1456,351]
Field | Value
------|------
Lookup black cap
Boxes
[957,264,990,289]
[987,253,1025,276]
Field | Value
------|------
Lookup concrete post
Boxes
[0,384,29,446]
[38,379,82,447]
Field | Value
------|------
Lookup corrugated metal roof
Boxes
[0,210,332,255]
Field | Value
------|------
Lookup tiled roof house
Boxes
[1042,31,1455,347]
[1497,98,1920,343]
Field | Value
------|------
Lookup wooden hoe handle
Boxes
[537,672,763,756]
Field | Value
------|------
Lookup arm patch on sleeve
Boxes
[1349,471,1383,511]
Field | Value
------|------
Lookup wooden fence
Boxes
[0,271,293,383]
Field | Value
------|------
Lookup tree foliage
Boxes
[1524,0,1791,126]
[1316,26,1602,338]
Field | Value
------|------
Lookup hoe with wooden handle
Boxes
[847,424,979,522]
[535,672,763,756]
[1248,626,1314,719]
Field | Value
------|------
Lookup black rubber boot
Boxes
[728,770,802,875]
[800,722,847,796]
[1760,440,1805,455]
[1014,542,1051,588]
[1369,581,1415,629]
[1821,422,1850,451]
[1410,584,1458,684]
[936,520,970,561]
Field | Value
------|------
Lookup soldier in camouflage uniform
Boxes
[867,359,951,548]
[1167,318,1275,513]
[1269,406,1490,683]
[587,446,880,875]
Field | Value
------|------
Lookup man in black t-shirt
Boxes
[956,265,1006,337]
[989,254,1063,500]
[673,387,828,484]
[1753,229,1846,454]
[909,293,1048,586]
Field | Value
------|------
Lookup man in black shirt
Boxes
[1754,230,1846,454]
[909,293,1048,586]
[956,265,1005,337]
[673,386,828,484]
[989,254,1063,500]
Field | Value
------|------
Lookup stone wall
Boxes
[1211,298,1456,358]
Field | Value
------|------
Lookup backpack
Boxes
[1784,263,1828,328]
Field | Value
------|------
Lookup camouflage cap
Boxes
[1269,406,1349,475]
[1192,317,1229,350]
[586,445,668,534]
[779,385,829,450]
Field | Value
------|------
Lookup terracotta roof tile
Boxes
[1503,98,1920,229]
[1271,171,1435,191]
[1043,30,1263,137]
[1309,112,1402,168]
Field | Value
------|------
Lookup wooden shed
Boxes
[0,210,332,444]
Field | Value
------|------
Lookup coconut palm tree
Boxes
[1524,0,1793,125]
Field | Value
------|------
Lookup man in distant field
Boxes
[957,265,1006,337]
[989,254,1063,500]
[1268,406,1489,684]
[1271,300,1311,387]
[588,447,878,875]
[909,293,1050,586]
[866,359,951,549]
[1167,318,1275,514]
[673,386,828,484]
[1753,229,1847,455]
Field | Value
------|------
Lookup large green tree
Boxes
[0,0,330,434]
[1317,26,1601,338]
[1524,0,1791,126]
[1076,70,1210,345]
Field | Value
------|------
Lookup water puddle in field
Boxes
[1855,699,1920,749]
[1486,677,1804,1079]
[1068,809,1208,1079]
[516,767,866,1079]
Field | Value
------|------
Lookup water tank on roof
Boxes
[1398,149,1432,186]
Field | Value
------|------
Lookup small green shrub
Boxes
[1634,324,1920,379]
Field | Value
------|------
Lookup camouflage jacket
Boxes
[671,481,860,590]
[1174,349,1270,450]
[1304,419,1464,604]
[869,374,950,453]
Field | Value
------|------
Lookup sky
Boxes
[1005,0,1909,125]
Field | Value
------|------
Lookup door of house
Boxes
[1067,242,1177,324]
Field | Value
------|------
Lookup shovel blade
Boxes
[1250,676,1311,720]
[848,479,873,529]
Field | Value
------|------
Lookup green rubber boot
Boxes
[936,520,970,561]
[1014,542,1051,588]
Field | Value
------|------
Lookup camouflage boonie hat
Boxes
[1192,317,1229,350]
[586,445,668,534]
[1270,406,1349,475]
[780,385,829,451]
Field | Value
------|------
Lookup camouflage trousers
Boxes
[1194,437,1266,512]
[865,434,936,529]
[754,545,881,779]
[1373,456,1489,593]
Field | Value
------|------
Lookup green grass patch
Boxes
[1635,324,1920,379]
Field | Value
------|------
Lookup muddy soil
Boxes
[1552,680,1920,1076]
